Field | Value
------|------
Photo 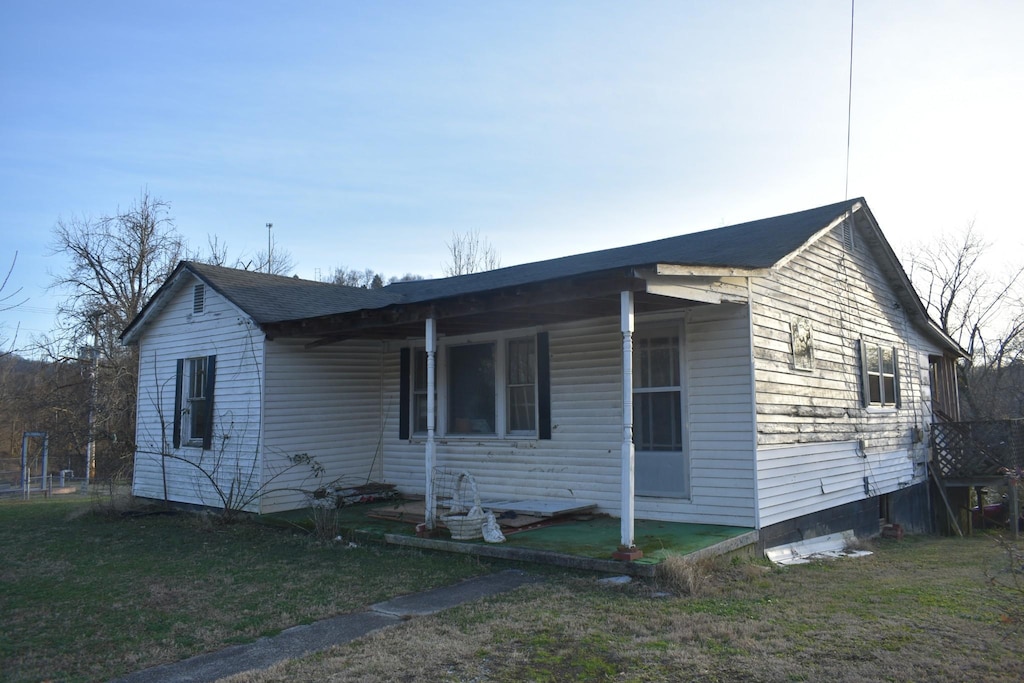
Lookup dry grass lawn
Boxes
[223,534,1024,683]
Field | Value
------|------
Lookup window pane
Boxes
[508,386,536,432]
[413,394,428,433]
[866,345,879,375]
[636,335,679,388]
[881,347,894,375]
[648,343,676,386]
[633,391,681,451]
[506,338,536,433]
[189,358,206,399]
[869,375,882,404]
[883,376,896,406]
[413,351,427,391]
[507,338,535,385]
[448,343,495,434]
[189,398,207,440]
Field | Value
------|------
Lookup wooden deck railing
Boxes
[931,419,1024,479]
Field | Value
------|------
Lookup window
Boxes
[398,333,550,440]
[192,283,206,315]
[634,334,682,451]
[448,343,496,434]
[633,331,686,497]
[412,350,432,433]
[506,337,537,433]
[860,340,900,409]
[173,355,216,449]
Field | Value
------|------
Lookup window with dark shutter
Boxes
[174,354,216,448]
[860,340,900,409]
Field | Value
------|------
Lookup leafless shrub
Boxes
[987,534,1024,625]
[89,476,137,517]
[306,487,341,543]
[656,555,718,596]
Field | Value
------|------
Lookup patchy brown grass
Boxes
[0,498,499,683]
[223,534,1024,683]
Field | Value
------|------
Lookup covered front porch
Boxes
[263,266,757,554]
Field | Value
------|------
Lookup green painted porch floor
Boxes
[494,518,753,565]
[290,501,753,566]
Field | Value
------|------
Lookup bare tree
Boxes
[906,222,1024,419]
[198,234,231,267]
[49,190,185,354]
[388,273,425,284]
[443,229,501,276]
[46,190,186,477]
[330,266,385,289]
[1,252,26,356]
[192,233,296,277]
[246,234,295,276]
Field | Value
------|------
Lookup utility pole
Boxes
[266,222,273,274]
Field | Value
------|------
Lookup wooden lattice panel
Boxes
[931,419,1024,478]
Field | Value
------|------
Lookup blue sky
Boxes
[2,1,1022,344]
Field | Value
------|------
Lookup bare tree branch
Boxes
[906,222,1024,419]
[443,229,501,276]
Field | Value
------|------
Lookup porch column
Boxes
[617,290,640,556]
[425,317,438,529]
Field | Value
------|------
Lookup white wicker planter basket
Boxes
[440,471,485,540]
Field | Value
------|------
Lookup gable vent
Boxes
[193,283,206,315]
[841,218,855,253]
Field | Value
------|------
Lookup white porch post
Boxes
[619,290,637,551]
[425,317,438,529]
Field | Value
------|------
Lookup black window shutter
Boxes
[398,348,410,440]
[173,359,183,449]
[892,347,902,409]
[202,355,216,450]
[858,339,870,408]
[537,332,551,440]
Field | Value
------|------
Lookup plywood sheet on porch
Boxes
[366,499,554,529]
[485,499,597,518]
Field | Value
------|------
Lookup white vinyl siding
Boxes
[751,219,941,528]
[260,338,385,513]
[132,275,264,511]
[381,306,757,527]
[758,441,915,527]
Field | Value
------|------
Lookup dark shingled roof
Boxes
[124,198,865,343]
[386,198,862,302]
[183,262,404,323]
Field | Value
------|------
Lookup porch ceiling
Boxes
[263,269,717,345]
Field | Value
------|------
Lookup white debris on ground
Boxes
[765,530,873,566]
[598,575,633,585]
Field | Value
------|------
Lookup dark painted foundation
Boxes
[758,482,931,550]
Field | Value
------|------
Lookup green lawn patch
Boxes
[0,497,499,683]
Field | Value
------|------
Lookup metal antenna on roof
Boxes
[844,0,855,200]
[266,223,274,274]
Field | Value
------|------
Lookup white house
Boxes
[121,198,964,551]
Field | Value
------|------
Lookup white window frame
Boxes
[181,356,209,446]
[861,339,900,411]
[409,330,539,440]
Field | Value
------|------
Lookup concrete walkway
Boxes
[113,570,542,683]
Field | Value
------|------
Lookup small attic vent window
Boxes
[841,218,855,252]
[192,284,206,315]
